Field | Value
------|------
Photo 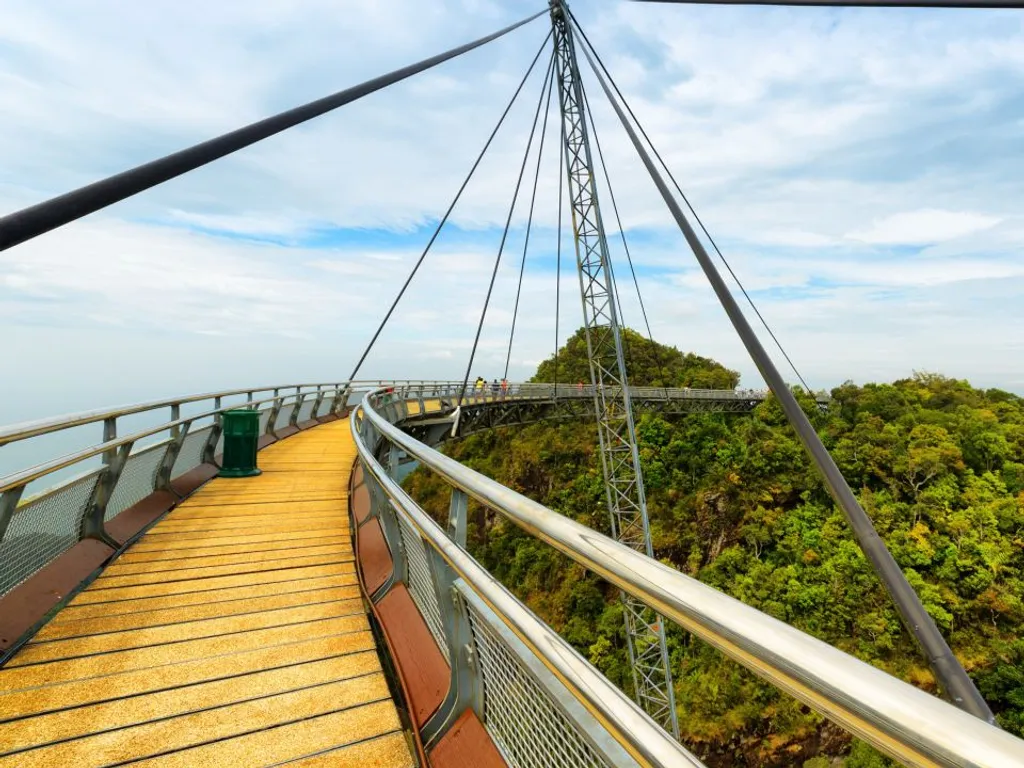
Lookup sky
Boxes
[2,0,1024,427]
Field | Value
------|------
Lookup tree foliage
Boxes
[403,335,1024,766]
[531,326,740,389]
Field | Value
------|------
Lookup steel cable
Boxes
[503,54,557,380]
[0,9,548,251]
[567,8,812,393]
[348,31,553,380]
[458,52,557,406]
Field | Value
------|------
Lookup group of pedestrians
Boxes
[473,376,510,396]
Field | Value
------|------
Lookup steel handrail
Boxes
[352,401,704,767]
[0,381,832,448]
[0,380,461,447]
[360,388,1024,768]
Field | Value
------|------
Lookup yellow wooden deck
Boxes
[0,420,414,767]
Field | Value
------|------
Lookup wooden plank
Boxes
[0,421,412,767]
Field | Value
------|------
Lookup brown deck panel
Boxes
[0,421,412,767]
[358,518,393,595]
[374,585,449,727]
[430,710,508,768]
[352,482,371,523]
[0,540,114,652]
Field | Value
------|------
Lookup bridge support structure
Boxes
[550,1,680,738]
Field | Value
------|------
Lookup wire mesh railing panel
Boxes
[296,399,315,423]
[396,510,449,657]
[465,596,614,768]
[0,471,101,596]
[274,404,295,431]
[170,426,214,480]
[105,442,170,522]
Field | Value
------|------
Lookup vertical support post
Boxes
[102,417,117,466]
[157,421,191,492]
[0,486,26,545]
[267,389,282,437]
[203,396,223,465]
[312,386,326,420]
[290,387,304,427]
[81,441,133,546]
[550,1,679,737]
[169,404,181,440]
[448,489,468,545]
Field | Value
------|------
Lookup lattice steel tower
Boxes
[549,1,680,738]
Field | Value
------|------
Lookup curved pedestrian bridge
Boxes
[0,421,414,767]
[1,382,1022,768]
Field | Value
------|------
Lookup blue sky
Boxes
[2,0,1024,425]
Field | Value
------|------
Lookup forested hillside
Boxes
[403,329,1024,766]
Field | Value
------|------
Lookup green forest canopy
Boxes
[404,328,1024,767]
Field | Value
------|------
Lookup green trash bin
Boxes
[219,409,263,478]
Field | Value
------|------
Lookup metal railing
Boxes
[355,385,1024,768]
[352,385,704,768]
[0,381,397,597]
[0,378,762,602]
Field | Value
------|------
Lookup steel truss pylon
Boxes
[549,1,680,739]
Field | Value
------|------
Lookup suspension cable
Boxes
[504,55,556,380]
[458,52,556,406]
[348,31,553,380]
[0,9,548,252]
[574,20,996,722]
[567,9,812,393]
[581,86,672,394]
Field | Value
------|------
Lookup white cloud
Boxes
[847,209,1002,245]
[2,0,1024,432]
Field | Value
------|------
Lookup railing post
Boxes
[0,486,25,545]
[157,421,191,492]
[203,396,223,465]
[267,389,281,437]
[421,569,483,745]
[448,488,468,545]
[102,417,117,466]
[80,441,133,547]
[169,404,181,440]
[311,386,325,419]
[289,387,304,427]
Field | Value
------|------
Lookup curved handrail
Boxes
[359,386,1024,768]
[0,380,453,446]
[2,389,307,493]
[352,404,703,767]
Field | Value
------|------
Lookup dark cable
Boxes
[574,25,996,722]
[504,56,556,380]
[568,9,812,393]
[348,31,553,381]
[459,52,556,406]
[0,9,548,252]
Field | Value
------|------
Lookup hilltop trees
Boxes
[531,327,740,389]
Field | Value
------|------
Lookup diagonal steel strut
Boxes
[549,0,681,738]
